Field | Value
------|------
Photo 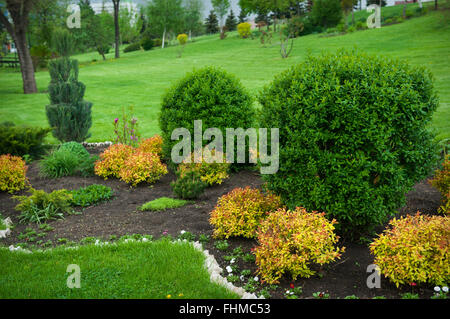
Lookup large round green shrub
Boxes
[159,66,255,163]
[259,50,439,237]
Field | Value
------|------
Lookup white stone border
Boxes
[4,238,264,299]
[0,217,12,239]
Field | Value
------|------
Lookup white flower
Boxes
[180,230,186,234]
[286,290,290,294]
[230,258,235,264]
[434,286,441,292]
[240,275,245,281]
[253,276,259,282]
[443,286,449,293]
[226,266,233,273]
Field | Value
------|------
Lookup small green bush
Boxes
[124,42,141,53]
[0,122,51,159]
[13,188,73,224]
[70,184,113,207]
[153,38,162,47]
[139,197,188,211]
[171,170,207,200]
[259,50,439,237]
[159,66,255,164]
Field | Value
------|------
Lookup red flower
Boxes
[290,283,295,289]
[410,282,417,286]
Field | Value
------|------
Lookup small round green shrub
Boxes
[124,42,141,53]
[59,142,89,159]
[159,66,255,163]
[259,50,439,237]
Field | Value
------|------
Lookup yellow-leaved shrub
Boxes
[429,155,450,215]
[0,154,28,193]
[209,187,283,239]
[254,207,345,284]
[94,144,134,179]
[137,134,163,157]
[119,150,168,187]
[370,213,450,287]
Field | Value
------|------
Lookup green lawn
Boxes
[0,9,449,142]
[0,239,239,299]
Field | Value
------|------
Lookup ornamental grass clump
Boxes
[259,50,439,237]
[209,187,283,239]
[253,207,344,284]
[0,155,28,193]
[370,213,450,287]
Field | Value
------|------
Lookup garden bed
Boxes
[0,146,443,299]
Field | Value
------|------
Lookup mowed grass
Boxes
[139,197,189,211]
[0,239,240,299]
[0,8,449,142]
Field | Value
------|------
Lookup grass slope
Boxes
[0,239,239,299]
[0,9,448,142]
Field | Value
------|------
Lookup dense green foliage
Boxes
[310,0,343,29]
[0,122,51,159]
[0,239,240,299]
[70,184,113,207]
[124,42,142,53]
[45,57,92,143]
[171,170,207,200]
[259,50,439,236]
[159,66,255,162]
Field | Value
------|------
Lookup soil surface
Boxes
[0,146,444,299]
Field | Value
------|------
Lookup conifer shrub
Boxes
[259,50,439,237]
[171,170,207,200]
[45,57,92,143]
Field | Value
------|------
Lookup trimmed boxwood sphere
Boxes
[159,66,255,163]
[259,50,439,237]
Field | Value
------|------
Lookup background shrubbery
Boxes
[259,50,439,237]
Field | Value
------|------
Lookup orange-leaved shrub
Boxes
[137,134,163,157]
[253,207,345,284]
[209,187,283,239]
[0,154,28,193]
[94,144,134,179]
[370,213,450,287]
[178,148,229,186]
[119,150,168,187]
[429,155,450,215]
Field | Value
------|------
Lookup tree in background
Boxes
[119,5,140,44]
[94,11,114,60]
[225,9,238,31]
[205,10,219,34]
[0,0,38,94]
[112,0,120,58]
[310,0,343,29]
[239,0,290,31]
[212,0,230,38]
[183,0,203,40]
[147,0,183,48]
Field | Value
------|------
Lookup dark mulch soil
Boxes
[0,146,444,299]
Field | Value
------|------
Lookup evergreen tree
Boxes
[45,58,92,142]
[205,10,219,34]
[225,9,238,31]
[238,10,247,23]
